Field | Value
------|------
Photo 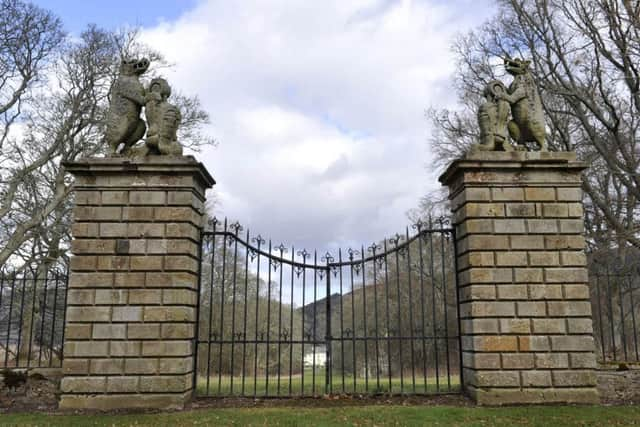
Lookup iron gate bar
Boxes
[630,278,639,360]
[16,273,27,367]
[4,274,16,367]
[0,268,68,370]
[195,218,461,397]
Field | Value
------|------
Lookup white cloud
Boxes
[141,0,494,251]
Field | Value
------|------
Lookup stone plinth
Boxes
[439,151,599,405]
[59,156,214,410]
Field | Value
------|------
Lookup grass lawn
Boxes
[2,405,640,426]
[196,372,460,396]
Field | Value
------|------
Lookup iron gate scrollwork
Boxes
[195,217,461,397]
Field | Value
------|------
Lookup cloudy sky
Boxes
[39,0,495,254]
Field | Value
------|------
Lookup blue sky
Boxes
[35,0,199,32]
[34,0,495,254]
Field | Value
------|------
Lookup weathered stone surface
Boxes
[60,157,213,410]
[440,152,598,405]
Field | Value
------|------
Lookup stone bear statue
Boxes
[105,58,151,155]
[500,58,547,151]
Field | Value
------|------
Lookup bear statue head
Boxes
[119,57,150,76]
[504,57,531,76]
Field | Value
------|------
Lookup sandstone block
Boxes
[528,252,559,266]
[496,285,528,300]
[563,284,590,300]
[100,223,128,238]
[552,370,596,387]
[510,235,545,250]
[502,353,534,369]
[522,370,552,387]
[139,375,189,393]
[64,324,92,340]
[461,318,499,334]
[547,301,592,317]
[70,256,97,271]
[551,336,595,351]
[65,341,109,357]
[109,341,141,357]
[129,289,162,305]
[535,353,569,369]
[567,318,594,334]
[560,251,587,266]
[90,358,124,374]
[101,190,128,205]
[491,187,524,201]
[514,268,543,283]
[161,323,195,339]
[67,289,95,305]
[127,323,161,339]
[559,219,584,233]
[141,340,191,357]
[128,223,165,238]
[462,352,501,369]
[519,335,550,351]
[72,222,100,238]
[494,219,526,234]
[545,268,588,283]
[557,187,582,201]
[505,203,536,217]
[74,206,121,222]
[499,319,530,334]
[545,235,585,250]
[75,190,101,205]
[95,289,128,305]
[159,357,193,374]
[528,284,563,300]
[532,318,566,334]
[62,359,89,375]
[460,301,515,318]
[70,272,114,288]
[527,219,558,234]
[459,252,494,269]
[129,190,166,205]
[122,207,154,221]
[111,306,143,322]
[61,376,106,393]
[525,187,555,201]
[66,307,111,322]
[495,252,527,267]
[569,353,597,369]
[125,358,159,374]
[542,203,569,217]
[130,256,163,271]
[107,376,139,393]
[114,272,146,287]
[93,324,126,339]
[517,301,547,317]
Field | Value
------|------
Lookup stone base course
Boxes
[440,151,599,405]
[59,156,214,410]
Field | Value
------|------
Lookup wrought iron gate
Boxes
[195,218,461,397]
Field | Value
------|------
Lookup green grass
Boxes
[2,405,640,426]
[196,371,460,396]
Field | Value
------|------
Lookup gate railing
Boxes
[591,267,640,364]
[0,267,68,369]
[195,217,461,397]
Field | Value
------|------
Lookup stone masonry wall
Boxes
[59,157,214,410]
[439,151,599,405]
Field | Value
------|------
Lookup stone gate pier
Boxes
[59,157,214,410]
[440,151,599,405]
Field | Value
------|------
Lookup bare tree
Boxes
[0,1,215,270]
[427,0,640,250]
